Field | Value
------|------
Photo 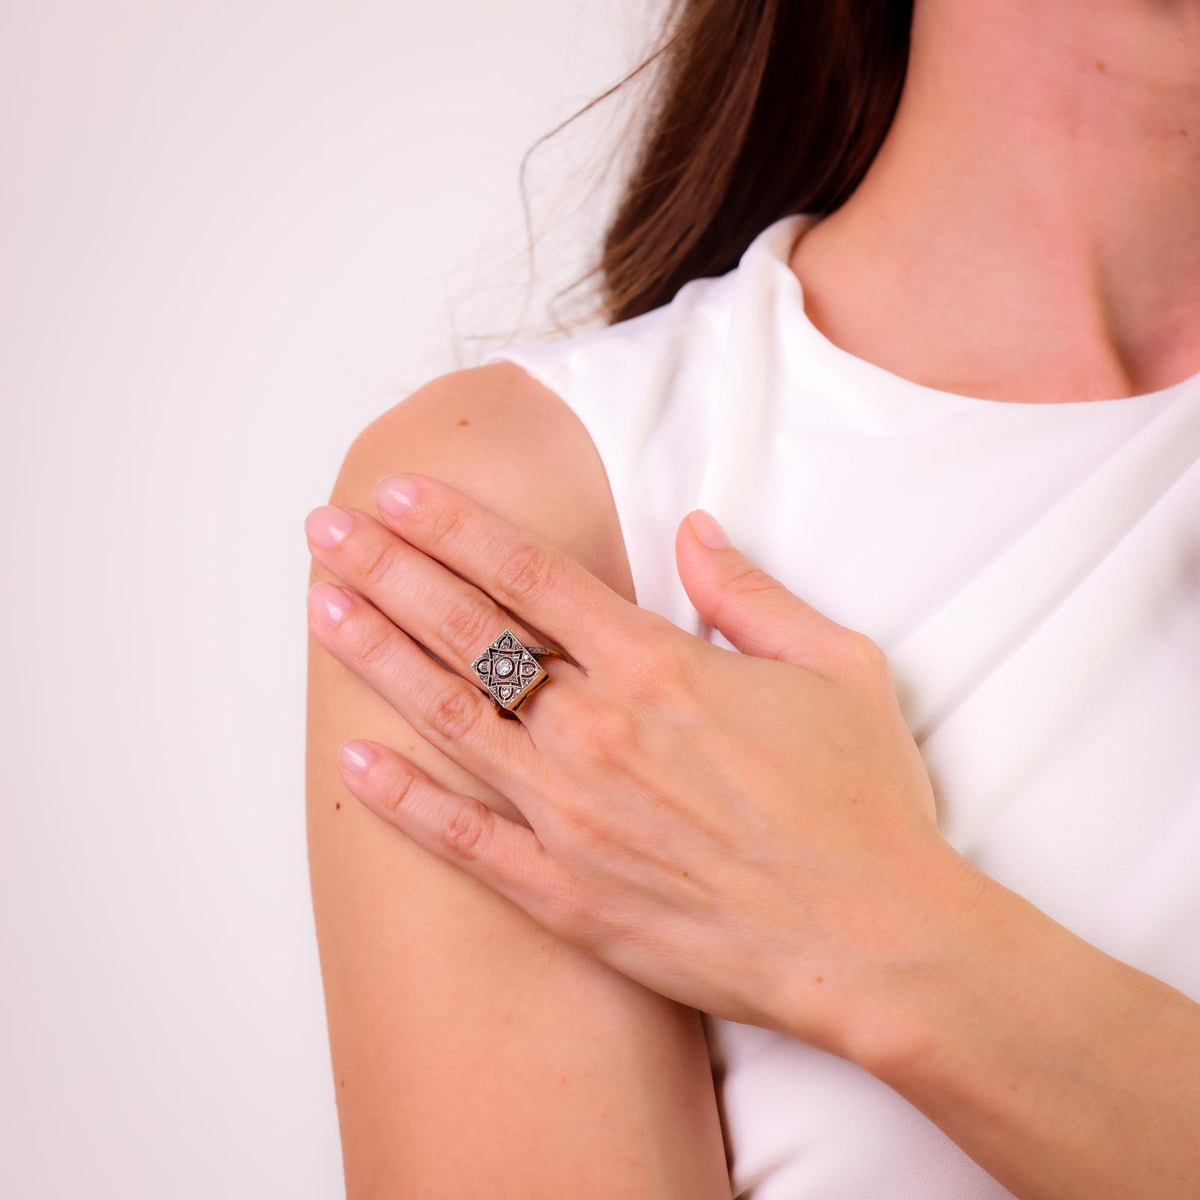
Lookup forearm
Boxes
[834,842,1200,1199]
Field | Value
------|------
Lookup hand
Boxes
[304,472,973,1059]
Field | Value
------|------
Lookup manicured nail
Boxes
[339,740,377,774]
[376,474,418,516]
[305,505,355,549]
[689,509,730,550]
[308,581,354,627]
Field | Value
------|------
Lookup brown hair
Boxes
[529,0,913,329]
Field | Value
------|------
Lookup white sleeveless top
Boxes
[483,213,1200,1198]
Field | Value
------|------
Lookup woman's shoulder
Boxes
[311,361,730,1195]
[481,269,738,441]
[346,357,637,603]
[477,213,811,429]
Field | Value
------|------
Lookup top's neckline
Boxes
[749,212,1200,414]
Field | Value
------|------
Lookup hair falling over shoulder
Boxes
[535,0,913,328]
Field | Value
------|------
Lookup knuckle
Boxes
[720,561,779,610]
[622,625,688,702]
[554,883,608,949]
[526,866,589,940]
[381,764,420,819]
[576,699,638,766]
[541,785,607,854]
[353,622,394,671]
[541,702,587,757]
[357,536,401,589]
[440,595,495,655]
[442,802,490,860]
[838,629,891,684]
[425,502,467,551]
[495,538,557,607]
[423,681,484,743]
[563,799,607,847]
[704,561,780,633]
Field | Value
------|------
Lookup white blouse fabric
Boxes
[482,212,1200,1199]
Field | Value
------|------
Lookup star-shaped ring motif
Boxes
[470,629,563,717]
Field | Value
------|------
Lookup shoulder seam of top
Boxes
[488,268,736,376]
[488,349,574,401]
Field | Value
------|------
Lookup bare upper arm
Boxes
[305,361,731,1198]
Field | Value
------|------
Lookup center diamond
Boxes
[470,628,547,711]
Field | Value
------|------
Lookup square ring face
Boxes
[471,629,546,711]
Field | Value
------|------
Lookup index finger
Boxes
[372,471,638,667]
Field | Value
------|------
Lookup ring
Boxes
[470,628,567,719]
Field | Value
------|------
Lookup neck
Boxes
[791,0,1200,403]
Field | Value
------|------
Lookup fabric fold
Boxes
[485,211,1200,1200]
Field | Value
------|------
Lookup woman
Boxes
[304,0,1200,1195]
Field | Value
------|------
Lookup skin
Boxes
[309,470,952,1053]
[306,371,734,1198]
[791,0,1200,404]
[307,470,1200,1199]
[306,0,1200,1195]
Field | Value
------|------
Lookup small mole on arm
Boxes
[340,1076,345,1090]
[1096,58,1106,71]
[815,976,824,985]
[1181,129,1189,138]
[335,801,341,811]
[456,418,470,427]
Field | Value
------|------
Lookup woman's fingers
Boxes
[371,471,642,667]
[305,503,587,733]
[306,578,549,803]
[306,502,567,684]
[337,735,577,932]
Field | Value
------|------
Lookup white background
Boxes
[0,3,661,1194]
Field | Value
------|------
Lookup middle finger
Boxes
[305,503,586,721]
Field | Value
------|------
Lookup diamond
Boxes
[470,628,547,712]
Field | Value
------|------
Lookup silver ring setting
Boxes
[471,628,563,717]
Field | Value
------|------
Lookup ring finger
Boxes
[306,575,548,807]
[305,502,584,728]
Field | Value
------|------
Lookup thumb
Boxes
[675,508,852,668]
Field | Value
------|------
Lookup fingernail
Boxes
[688,509,729,550]
[376,474,418,516]
[308,581,354,628]
[339,740,377,774]
[305,505,356,549]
